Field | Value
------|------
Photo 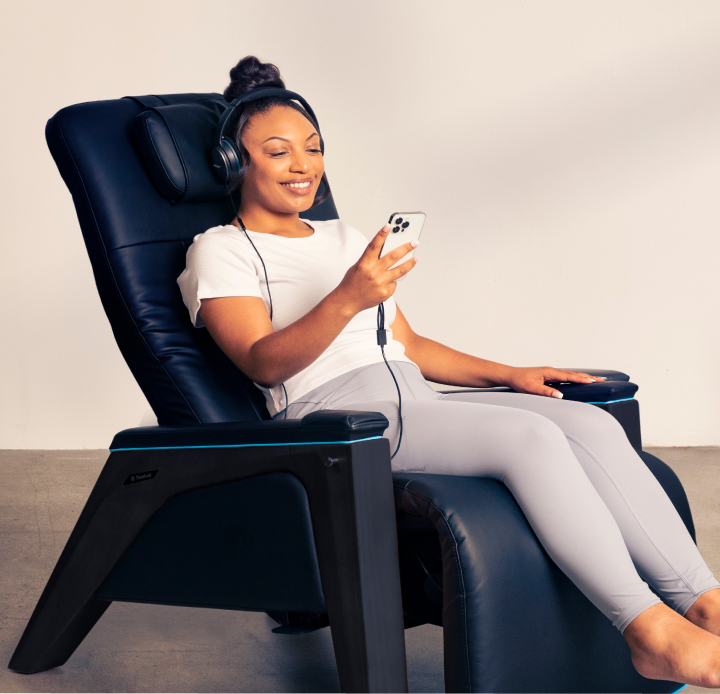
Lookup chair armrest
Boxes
[437,363,635,405]
[559,368,630,381]
[552,380,638,403]
[109,409,389,451]
[437,381,637,404]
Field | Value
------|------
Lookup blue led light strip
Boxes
[110,435,382,453]
[585,397,635,405]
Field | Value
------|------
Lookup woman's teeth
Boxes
[282,182,311,189]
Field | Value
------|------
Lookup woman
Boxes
[178,56,720,686]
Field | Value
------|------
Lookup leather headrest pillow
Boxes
[132,98,229,203]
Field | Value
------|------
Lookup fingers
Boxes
[545,369,607,384]
[388,255,419,281]
[364,224,392,259]
[558,370,607,383]
[380,239,420,269]
[540,385,564,399]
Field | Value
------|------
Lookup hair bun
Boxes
[223,56,285,102]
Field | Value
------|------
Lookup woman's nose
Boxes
[289,151,310,173]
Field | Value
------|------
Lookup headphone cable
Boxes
[228,196,289,419]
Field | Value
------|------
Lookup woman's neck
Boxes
[232,203,314,238]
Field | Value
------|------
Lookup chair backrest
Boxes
[46,92,339,425]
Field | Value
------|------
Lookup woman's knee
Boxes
[501,409,570,459]
[561,400,628,445]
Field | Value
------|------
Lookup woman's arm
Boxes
[200,226,418,388]
[201,293,354,388]
[390,305,604,398]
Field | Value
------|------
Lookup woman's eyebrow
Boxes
[261,133,319,144]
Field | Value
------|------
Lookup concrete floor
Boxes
[0,447,719,693]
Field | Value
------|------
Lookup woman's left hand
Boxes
[504,367,606,399]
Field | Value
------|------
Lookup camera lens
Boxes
[395,217,403,225]
[402,221,410,228]
[392,226,400,233]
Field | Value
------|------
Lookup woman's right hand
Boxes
[335,224,419,314]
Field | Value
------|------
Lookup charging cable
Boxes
[377,302,403,459]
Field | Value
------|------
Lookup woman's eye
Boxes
[307,148,322,154]
[269,151,288,158]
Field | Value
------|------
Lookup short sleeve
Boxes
[177,230,263,328]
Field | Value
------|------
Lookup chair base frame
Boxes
[8,438,408,694]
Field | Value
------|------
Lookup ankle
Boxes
[623,603,674,648]
[686,589,720,624]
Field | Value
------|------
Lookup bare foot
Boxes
[686,589,720,638]
[624,603,720,687]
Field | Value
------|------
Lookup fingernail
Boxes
[588,378,596,382]
[411,240,419,248]
[383,223,391,230]
[553,392,564,399]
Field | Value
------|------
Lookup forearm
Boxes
[405,334,514,388]
[247,289,355,387]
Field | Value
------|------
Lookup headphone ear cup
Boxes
[211,138,242,184]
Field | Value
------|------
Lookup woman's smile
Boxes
[280,177,314,194]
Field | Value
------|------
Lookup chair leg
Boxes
[10,599,111,674]
[295,440,409,693]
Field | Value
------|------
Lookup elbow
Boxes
[243,358,282,390]
[253,375,281,390]
[242,341,292,389]
[242,364,280,389]
[239,342,278,389]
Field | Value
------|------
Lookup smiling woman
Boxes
[176,55,421,418]
[232,106,324,222]
[222,56,331,210]
[174,55,720,688]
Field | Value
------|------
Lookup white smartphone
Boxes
[380,212,426,281]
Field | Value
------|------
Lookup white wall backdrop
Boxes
[1,0,719,448]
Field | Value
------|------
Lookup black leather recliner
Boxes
[9,92,692,693]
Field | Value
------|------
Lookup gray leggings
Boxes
[275,360,720,633]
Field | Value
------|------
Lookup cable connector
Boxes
[376,329,387,346]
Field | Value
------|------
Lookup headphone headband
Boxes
[213,87,320,147]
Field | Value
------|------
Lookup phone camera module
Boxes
[392,226,401,233]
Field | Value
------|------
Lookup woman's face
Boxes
[239,105,324,215]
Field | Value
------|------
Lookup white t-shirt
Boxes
[177,218,418,417]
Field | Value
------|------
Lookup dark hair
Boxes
[223,56,330,207]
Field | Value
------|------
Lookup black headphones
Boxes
[211,87,323,185]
